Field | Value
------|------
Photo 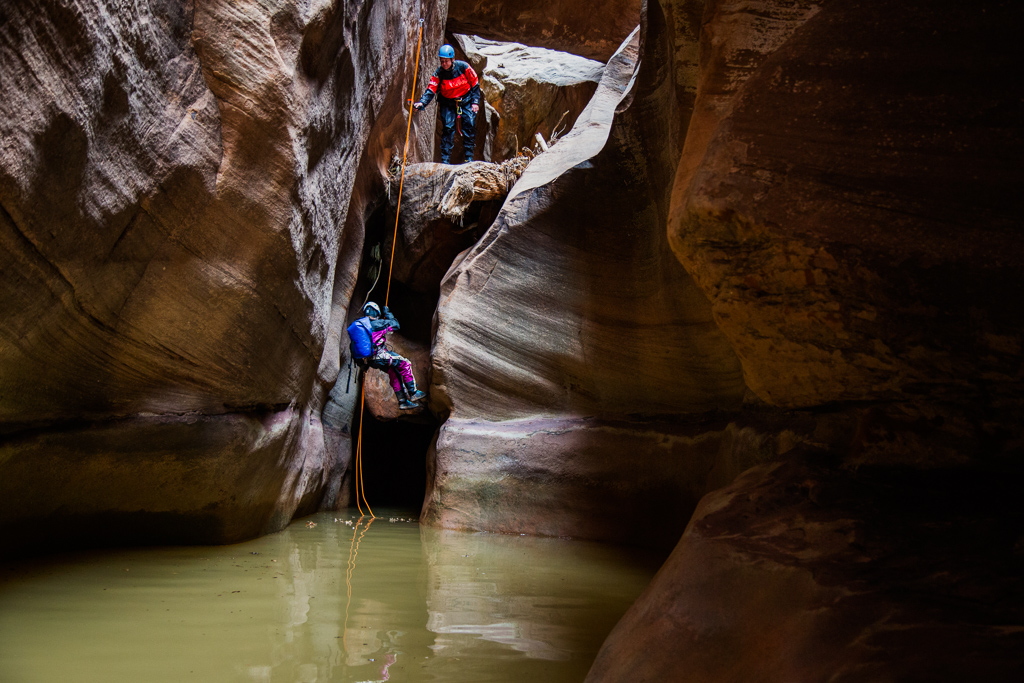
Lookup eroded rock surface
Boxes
[454,35,603,162]
[385,160,524,293]
[0,0,446,552]
[580,0,1024,680]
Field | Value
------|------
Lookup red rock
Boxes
[424,27,751,544]
[362,333,431,421]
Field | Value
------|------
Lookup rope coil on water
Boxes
[352,18,425,518]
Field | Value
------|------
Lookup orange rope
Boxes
[355,383,373,517]
[354,382,366,516]
[342,515,375,656]
[352,18,424,517]
[385,19,424,307]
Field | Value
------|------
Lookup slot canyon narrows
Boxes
[1,1,1022,682]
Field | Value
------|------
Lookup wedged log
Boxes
[0,0,446,552]
[669,0,1024,411]
[387,159,528,293]
[454,35,603,162]
[424,18,751,545]
[585,450,1024,682]
[447,0,642,62]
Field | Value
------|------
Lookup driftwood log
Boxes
[385,156,533,291]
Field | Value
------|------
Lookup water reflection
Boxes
[0,510,657,683]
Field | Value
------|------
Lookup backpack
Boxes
[346,318,373,361]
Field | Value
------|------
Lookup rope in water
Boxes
[342,515,375,655]
[352,18,424,517]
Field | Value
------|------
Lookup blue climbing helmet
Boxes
[363,301,381,318]
[439,44,455,59]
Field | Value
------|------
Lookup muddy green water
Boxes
[0,510,658,683]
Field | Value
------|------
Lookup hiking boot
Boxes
[398,397,418,410]
[408,389,427,402]
[464,154,474,163]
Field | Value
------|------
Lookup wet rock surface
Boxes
[2,0,1022,678]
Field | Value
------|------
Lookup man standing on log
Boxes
[413,44,481,164]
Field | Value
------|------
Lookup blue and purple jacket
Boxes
[347,309,400,359]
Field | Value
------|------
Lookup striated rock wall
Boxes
[423,11,759,546]
[0,0,445,552]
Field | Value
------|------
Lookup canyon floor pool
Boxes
[0,510,659,683]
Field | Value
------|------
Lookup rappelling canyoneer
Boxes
[413,43,481,164]
[347,302,426,410]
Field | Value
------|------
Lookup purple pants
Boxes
[367,349,414,394]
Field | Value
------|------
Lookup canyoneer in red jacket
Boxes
[413,44,482,164]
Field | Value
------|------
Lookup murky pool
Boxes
[0,510,658,683]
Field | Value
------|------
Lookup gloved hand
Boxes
[470,103,479,114]
[413,102,424,111]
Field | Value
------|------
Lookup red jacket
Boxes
[418,60,481,108]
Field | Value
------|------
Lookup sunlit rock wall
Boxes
[0,0,445,552]
[424,7,766,547]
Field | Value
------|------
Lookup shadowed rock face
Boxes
[580,0,1024,680]
[585,450,1024,683]
[0,0,446,552]
[447,0,642,62]
[669,0,1024,411]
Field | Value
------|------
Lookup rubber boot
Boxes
[404,380,427,403]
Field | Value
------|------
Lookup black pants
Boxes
[440,99,476,163]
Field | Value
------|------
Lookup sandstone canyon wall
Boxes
[421,0,1023,679]
[0,0,445,552]
[1,0,1021,678]
[423,6,766,548]
[581,0,1024,680]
